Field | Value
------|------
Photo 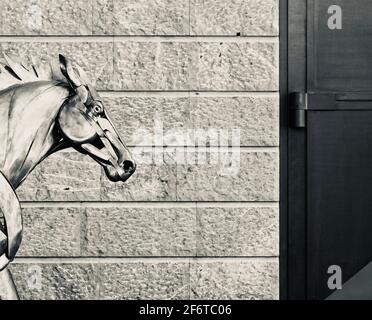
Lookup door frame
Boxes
[279,0,308,300]
[279,0,289,300]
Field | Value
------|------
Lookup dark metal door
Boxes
[285,0,372,299]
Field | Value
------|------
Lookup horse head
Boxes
[57,55,136,182]
[0,53,136,188]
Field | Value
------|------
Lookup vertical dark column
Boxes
[286,0,308,299]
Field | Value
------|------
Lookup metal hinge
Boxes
[289,92,372,128]
[290,92,308,128]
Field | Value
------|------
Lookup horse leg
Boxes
[0,268,19,300]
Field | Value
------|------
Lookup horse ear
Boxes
[59,54,88,103]
[59,54,82,87]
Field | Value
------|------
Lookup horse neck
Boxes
[0,81,70,189]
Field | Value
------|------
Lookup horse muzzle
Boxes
[101,129,136,182]
[104,159,136,182]
[80,129,136,183]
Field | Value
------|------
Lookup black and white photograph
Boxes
[0,0,369,310]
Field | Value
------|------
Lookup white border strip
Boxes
[50,146,279,153]
[99,91,279,98]
[20,201,279,209]
[14,257,278,264]
[0,36,278,43]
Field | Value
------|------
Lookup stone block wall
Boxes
[1,0,279,299]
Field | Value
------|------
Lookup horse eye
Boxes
[92,103,104,115]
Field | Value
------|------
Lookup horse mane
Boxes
[0,54,71,91]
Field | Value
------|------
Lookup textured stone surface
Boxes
[10,263,98,300]
[0,0,278,36]
[18,152,102,201]
[1,0,281,300]
[102,94,279,147]
[190,0,279,36]
[93,0,189,35]
[194,42,278,91]
[103,95,191,147]
[15,204,278,258]
[114,41,278,91]
[17,149,278,202]
[114,41,193,90]
[190,259,279,299]
[101,147,178,201]
[17,149,177,202]
[190,96,279,146]
[0,40,277,91]
[197,206,279,256]
[11,260,278,299]
[84,207,196,256]
[99,261,189,299]
[17,207,81,257]
[0,41,114,90]
[1,0,93,35]
[177,150,279,201]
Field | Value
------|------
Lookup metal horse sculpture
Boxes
[0,54,136,299]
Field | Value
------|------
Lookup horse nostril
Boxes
[123,160,135,173]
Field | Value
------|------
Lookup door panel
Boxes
[286,0,372,299]
[309,0,372,91]
[307,111,372,299]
